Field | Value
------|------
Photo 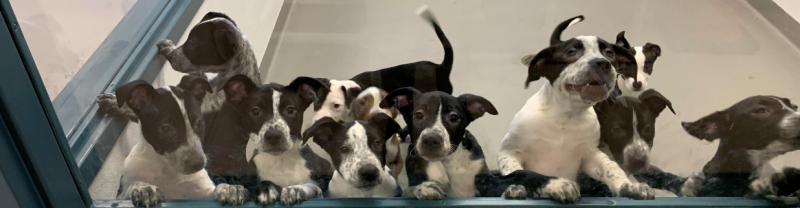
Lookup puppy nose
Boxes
[358,164,380,181]
[589,58,611,71]
[628,158,648,172]
[264,130,283,144]
[632,81,643,90]
[421,134,443,150]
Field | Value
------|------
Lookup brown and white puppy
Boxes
[115,76,246,207]
[349,87,404,179]
[302,114,403,198]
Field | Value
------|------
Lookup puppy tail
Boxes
[551,15,585,45]
[417,4,453,74]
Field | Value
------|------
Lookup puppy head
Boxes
[522,16,637,104]
[312,79,362,123]
[180,12,245,68]
[223,75,327,160]
[682,96,800,167]
[615,31,661,94]
[594,89,675,173]
[350,87,400,121]
[116,76,212,175]
[380,87,498,161]
[303,114,401,188]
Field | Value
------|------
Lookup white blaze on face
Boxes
[164,87,206,175]
[621,46,649,96]
[416,105,451,161]
[340,123,383,185]
[622,108,649,170]
[246,91,292,161]
[776,98,800,139]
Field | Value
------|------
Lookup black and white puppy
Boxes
[499,15,655,200]
[221,75,333,205]
[302,114,403,198]
[614,32,661,97]
[640,95,800,197]
[349,87,404,179]
[312,79,362,123]
[115,76,245,207]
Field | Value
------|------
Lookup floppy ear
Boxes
[682,111,728,141]
[458,94,499,122]
[380,87,421,111]
[177,75,213,101]
[525,47,567,88]
[201,11,236,26]
[368,113,401,141]
[312,78,331,111]
[639,89,675,116]
[612,44,638,82]
[182,18,239,66]
[287,76,329,106]
[643,42,661,58]
[115,80,157,112]
[222,74,258,103]
[343,86,362,110]
[302,117,343,146]
[616,31,631,49]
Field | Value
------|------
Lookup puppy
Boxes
[498,15,655,200]
[641,95,800,197]
[349,87,404,179]
[312,79,362,123]
[579,89,675,196]
[221,75,333,205]
[614,31,661,97]
[115,76,245,207]
[302,114,403,198]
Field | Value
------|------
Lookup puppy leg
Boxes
[751,167,800,202]
[118,181,164,208]
[96,93,138,122]
[254,180,281,205]
[280,183,323,205]
[680,172,705,197]
[497,170,580,203]
[497,149,525,176]
[402,181,448,200]
[581,149,654,200]
[633,165,690,196]
[214,183,247,205]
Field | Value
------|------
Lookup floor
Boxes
[90,0,800,200]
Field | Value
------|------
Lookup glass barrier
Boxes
[9,0,800,207]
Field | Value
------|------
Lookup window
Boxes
[1,0,799,207]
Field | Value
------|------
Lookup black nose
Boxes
[632,81,642,90]
[264,130,283,144]
[589,58,612,72]
[681,122,691,130]
[421,134,443,150]
[628,158,647,172]
[358,164,380,181]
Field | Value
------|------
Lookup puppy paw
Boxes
[402,181,447,200]
[535,178,580,204]
[680,172,705,197]
[280,184,320,206]
[254,181,281,205]
[96,93,138,122]
[502,184,529,199]
[618,182,655,200]
[127,181,164,208]
[214,183,247,205]
[157,39,175,56]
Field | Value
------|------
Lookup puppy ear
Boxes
[177,75,213,101]
[302,117,343,146]
[201,11,236,26]
[639,89,675,116]
[343,86,362,110]
[616,31,631,49]
[643,42,661,58]
[458,94,499,122]
[115,80,157,112]
[380,87,421,111]
[612,44,638,83]
[312,78,331,111]
[368,113,401,141]
[222,74,258,103]
[682,111,728,141]
[182,18,239,66]
[525,47,564,88]
[288,76,329,106]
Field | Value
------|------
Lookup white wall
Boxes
[775,0,800,22]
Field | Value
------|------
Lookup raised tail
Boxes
[550,15,585,46]
[417,4,453,74]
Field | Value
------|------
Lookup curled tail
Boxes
[417,5,453,75]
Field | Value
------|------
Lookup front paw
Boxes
[534,178,580,204]
[157,39,175,56]
[680,172,705,197]
[255,181,281,205]
[96,93,138,122]
[502,184,529,199]
[214,183,247,205]
[402,181,447,200]
[618,182,655,200]
[281,185,317,205]
[127,181,164,207]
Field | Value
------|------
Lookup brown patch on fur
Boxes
[386,133,404,179]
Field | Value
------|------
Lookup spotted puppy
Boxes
[500,15,654,200]
[221,75,333,205]
[349,87,404,179]
[115,76,246,207]
[613,32,661,97]
[302,114,403,197]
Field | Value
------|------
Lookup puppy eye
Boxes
[372,141,382,150]
[286,106,297,115]
[611,126,624,135]
[340,146,351,154]
[566,49,577,56]
[414,112,424,120]
[449,114,460,122]
[160,125,173,135]
[754,108,770,114]
[604,49,615,58]
[333,104,341,109]
[250,108,261,117]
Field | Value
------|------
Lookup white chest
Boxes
[253,151,314,187]
[426,145,485,197]
[121,143,215,199]
[327,169,398,198]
